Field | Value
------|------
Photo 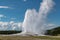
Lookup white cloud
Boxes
[46,23,58,30]
[0,14,6,20]
[47,24,55,27]
[23,0,27,2]
[0,6,9,8]
[0,21,22,31]
[9,21,14,24]
[0,22,8,30]
[11,18,16,20]
[0,14,6,18]
[12,22,22,30]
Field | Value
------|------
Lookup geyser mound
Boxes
[20,0,55,36]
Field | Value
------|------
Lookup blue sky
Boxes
[0,0,60,26]
[47,0,60,26]
[0,0,41,22]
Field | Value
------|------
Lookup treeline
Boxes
[45,26,60,36]
[0,30,22,35]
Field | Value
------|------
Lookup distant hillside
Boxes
[0,30,22,35]
[45,26,60,36]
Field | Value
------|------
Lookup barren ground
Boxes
[0,35,60,40]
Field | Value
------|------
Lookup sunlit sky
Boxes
[0,0,60,26]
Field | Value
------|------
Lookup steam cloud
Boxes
[22,0,55,36]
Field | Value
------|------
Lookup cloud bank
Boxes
[0,21,22,31]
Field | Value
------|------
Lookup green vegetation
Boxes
[0,30,22,35]
[45,26,60,36]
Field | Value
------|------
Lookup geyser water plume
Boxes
[21,0,55,36]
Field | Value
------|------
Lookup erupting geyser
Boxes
[20,0,55,36]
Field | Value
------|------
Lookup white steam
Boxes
[22,0,55,36]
